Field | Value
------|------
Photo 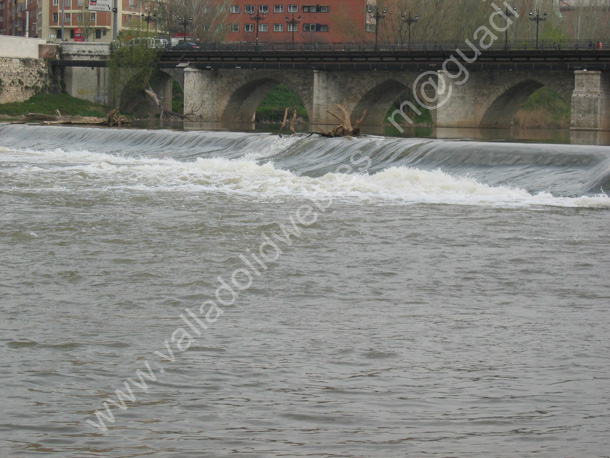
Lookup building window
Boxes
[77,0,83,6]
[96,29,102,39]
[288,4,298,13]
[303,5,330,13]
[274,5,284,13]
[365,23,375,33]
[52,12,58,22]
[129,0,135,7]
[273,23,283,31]
[53,0,58,5]
[216,23,225,31]
[303,23,328,32]
[259,5,269,13]
[245,23,254,32]
[230,23,239,32]
[230,5,239,13]
[287,23,297,32]
[65,13,71,23]
[77,13,83,22]
[66,0,71,6]
[259,23,268,32]
[90,12,96,22]
[245,4,255,13]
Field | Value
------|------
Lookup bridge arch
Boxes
[219,70,312,123]
[351,79,411,126]
[115,69,181,115]
[479,72,574,128]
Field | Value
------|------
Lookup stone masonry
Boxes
[0,57,49,104]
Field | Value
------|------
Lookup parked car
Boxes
[172,41,201,51]
[126,37,170,49]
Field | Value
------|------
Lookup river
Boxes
[1,124,609,457]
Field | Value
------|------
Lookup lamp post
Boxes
[500,5,517,51]
[367,5,386,52]
[61,0,64,41]
[250,10,267,50]
[112,0,118,41]
[25,0,29,37]
[285,14,301,49]
[177,16,192,43]
[142,11,157,37]
[401,11,418,50]
[529,8,547,49]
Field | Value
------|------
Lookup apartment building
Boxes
[1,0,151,41]
[224,0,369,44]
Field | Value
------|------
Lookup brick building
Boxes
[224,0,369,44]
[0,0,149,41]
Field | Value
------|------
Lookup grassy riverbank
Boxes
[0,93,111,119]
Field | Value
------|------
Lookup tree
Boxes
[156,0,230,43]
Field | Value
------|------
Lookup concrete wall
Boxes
[60,43,112,105]
[0,58,49,104]
[0,36,48,59]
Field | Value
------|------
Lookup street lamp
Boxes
[367,5,386,52]
[285,14,301,49]
[177,16,192,43]
[141,11,157,37]
[499,5,517,51]
[529,9,547,49]
[400,11,418,50]
[250,10,267,50]
[61,0,64,41]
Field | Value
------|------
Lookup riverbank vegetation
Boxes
[513,87,571,129]
[256,85,309,122]
[0,93,111,119]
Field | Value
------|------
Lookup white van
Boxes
[127,37,170,49]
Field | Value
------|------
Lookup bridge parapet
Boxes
[59,43,111,61]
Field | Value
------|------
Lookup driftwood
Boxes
[12,109,129,126]
[289,109,298,134]
[278,107,290,135]
[278,108,299,136]
[144,87,186,119]
[319,104,368,137]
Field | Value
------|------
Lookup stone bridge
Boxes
[58,44,610,131]
[178,67,608,131]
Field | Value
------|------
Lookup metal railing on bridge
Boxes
[162,39,604,54]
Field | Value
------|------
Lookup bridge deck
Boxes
[55,49,610,72]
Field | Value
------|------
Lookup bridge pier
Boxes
[571,71,610,131]
[183,68,220,120]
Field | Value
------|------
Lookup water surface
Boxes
[1,124,609,457]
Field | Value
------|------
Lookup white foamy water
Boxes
[2,146,609,208]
